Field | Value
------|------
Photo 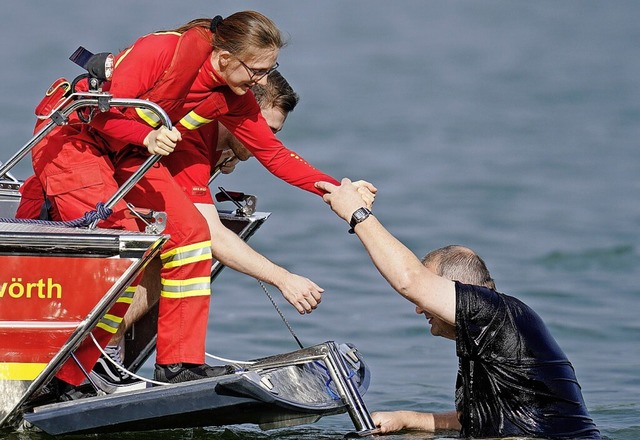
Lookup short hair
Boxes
[252,70,299,114]
[422,245,496,290]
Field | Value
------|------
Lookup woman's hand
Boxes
[352,179,377,209]
[143,126,182,156]
[315,178,377,221]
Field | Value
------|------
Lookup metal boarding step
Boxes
[22,341,375,436]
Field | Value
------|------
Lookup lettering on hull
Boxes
[0,278,62,299]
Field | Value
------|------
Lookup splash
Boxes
[0,379,29,428]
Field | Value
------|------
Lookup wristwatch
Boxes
[348,207,372,234]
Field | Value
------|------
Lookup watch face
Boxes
[354,208,368,221]
[349,208,371,233]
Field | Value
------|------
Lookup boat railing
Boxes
[0,91,172,228]
[247,341,376,435]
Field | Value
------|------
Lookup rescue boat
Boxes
[0,48,376,436]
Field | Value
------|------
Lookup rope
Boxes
[205,352,255,365]
[258,280,304,349]
[313,360,356,400]
[90,333,167,387]
[90,335,249,388]
[0,202,112,228]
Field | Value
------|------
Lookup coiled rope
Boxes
[0,202,112,228]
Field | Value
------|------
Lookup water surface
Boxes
[1,1,638,439]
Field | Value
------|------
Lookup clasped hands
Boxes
[315,178,378,222]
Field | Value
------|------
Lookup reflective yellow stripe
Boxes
[161,241,212,269]
[162,277,211,287]
[135,108,161,127]
[116,287,136,304]
[179,111,215,130]
[160,276,211,299]
[0,362,47,380]
[164,253,211,268]
[162,277,210,285]
[96,322,118,334]
[161,241,212,259]
[160,290,210,299]
[152,31,181,36]
[96,313,124,334]
[102,313,124,323]
[114,46,133,69]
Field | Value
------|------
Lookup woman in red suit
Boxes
[32,11,373,387]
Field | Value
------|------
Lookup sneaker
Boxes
[153,363,233,384]
[86,371,146,394]
[92,345,137,384]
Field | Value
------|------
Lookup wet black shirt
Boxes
[455,282,600,439]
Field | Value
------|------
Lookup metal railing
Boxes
[0,92,172,229]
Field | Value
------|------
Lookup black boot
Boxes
[153,363,233,383]
[26,377,75,406]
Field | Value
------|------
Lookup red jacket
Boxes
[91,27,338,195]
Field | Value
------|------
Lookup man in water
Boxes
[315,178,600,439]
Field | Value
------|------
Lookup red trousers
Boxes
[32,124,213,385]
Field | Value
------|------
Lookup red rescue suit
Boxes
[166,126,223,204]
[30,26,337,385]
[31,29,215,384]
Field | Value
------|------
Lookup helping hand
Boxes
[315,178,377,222]
[352,179,377,209]
[278,272,324,315]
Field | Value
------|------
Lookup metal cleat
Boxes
[215,187,257,217]
[125,203,167,234]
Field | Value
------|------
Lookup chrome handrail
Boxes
[0,92,173,229]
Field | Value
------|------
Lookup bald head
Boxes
[422,245,496,290]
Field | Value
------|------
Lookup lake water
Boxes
[1,1,638,439]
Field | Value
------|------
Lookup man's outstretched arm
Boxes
[315,178,456,325]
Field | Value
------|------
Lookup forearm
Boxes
[90,111,152,148]
[196,204,288,287]
[315,178,456,322]
[403,410,460,431]
[213,226,288,286]
[226,113,339,195]
[433,411,461,431]
[397,411,436,432]
[372,410,460,434]
[353,216,455,322]
[196,203,322,314]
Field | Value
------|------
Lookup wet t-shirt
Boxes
[455,282,600,439]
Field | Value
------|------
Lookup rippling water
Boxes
[1,1,639,439]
